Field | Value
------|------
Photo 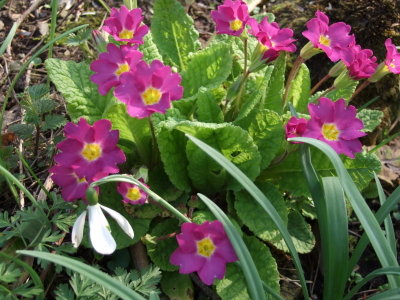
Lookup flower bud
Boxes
[91,30,107,54]
[86,187,99,206]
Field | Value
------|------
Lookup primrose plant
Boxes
[14,0,400,299]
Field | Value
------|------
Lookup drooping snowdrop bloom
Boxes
[248,16,296,63]
[285,117,307,144]
[301,10,353,61]
[303,97,366,158]
[72,188,134,255]
[170,220,238,285]
[50,165,106,202]
[117,179,149,205]
[54,118,126,182]
[370,38,400,82]
[90,43,143,95]
[211,0,250,36]
[114,60,183,118]
[103,5,148,44]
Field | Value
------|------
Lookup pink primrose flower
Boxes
[114,60,183,118]
[285,117,307,143]
[211,0,250,36]
[50,165,104,202]
[117,179,149,205]
[54,118,126,182]
[302,10,353,62]
[90,43,143,96]
[248,16,296,63]
[384,38,400,74]
[303,97,366,158]
[103,5,148,44]
[170,220,238,285]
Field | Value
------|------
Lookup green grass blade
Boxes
[347,184,400,278]
[17,250,147,300]
[344,267,400,300]
[0,22,18,56]
[375,172,396,257]
[149,291,161,300]
[363,287,400,300]
[321,177,348,299]
[0,252,44,300]
[187,134,310,300]
[198,193,267,300]
[290,137,400,288]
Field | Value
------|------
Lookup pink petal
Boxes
[197,254,227,285]
[170,248,205,273]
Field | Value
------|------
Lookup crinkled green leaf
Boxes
[146,218,179,272]
[288,63,310,113]
[326,80,358,101]
[37,98,57,114]
[160,271,193,300]
[42,114,67,131]
[264,149,382,197]
[138,31,163,64]
[181,42,232,98]
[176,122,261,192]
[197,87,224,123]
[103,104,152,166]
[357,109,383,132]
[152,0,200,70]
[28,84,49,101]
[263,52,286,114]
[9,123,34,140]
[216,235,280,300]
[234,182,287,241]
[148,164,185,202]
[45,58,117,123]
[271,210,315,253]
[235,109,284,169]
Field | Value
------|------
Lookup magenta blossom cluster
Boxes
[170,220,238,285]
[117,179,149,205]
[90,6,184,118]
[248,16,296,63]
[302,10,353,62]
[285,98,366,158]
[50,118,126,202]
[211,0,250,36]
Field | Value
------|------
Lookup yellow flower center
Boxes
[115,63,130,76]
[142,87,162,105]
[319,35,331,47]
[322,124,340,141]
[127,187,141,201]
[197,237,216,258]
[230,19,243,31]
[119,29,134,40]
[73,173,87,183]
[81,143,102,161]
[390,59,396,69]
[260,44,270,52]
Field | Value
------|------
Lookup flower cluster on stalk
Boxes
[90,5,183,119]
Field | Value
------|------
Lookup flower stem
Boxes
[349,80,370,102]
[233,38,249,116]
[310,74,331,95]
[283,56,306,109]
[148,117,158,170]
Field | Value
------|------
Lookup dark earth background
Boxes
[1,0,400,299]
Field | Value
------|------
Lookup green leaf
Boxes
[37,99,57,114]
[9,123,34,140]
[152,0,200,70]
[234,182,287,241]
[235,109,284,170]
[103,104,152,166]
[181,42,233,98]
[0,262,21,283]
[288,63,310,113]
[28,84,50,101]
[42,114,67,131]
[139,31,163,63]
[326,80,358,101]
[176,122,262,192]
[45,58,117,123]
[270,210,315,253]
[264,148,382,197]
[197,87,224,123]
[192,209,242,236]
[146,218,180,271]
[357,109,383,132]
[54,283,75,300]
[160,271,194,300]
[216,235,280,300]
[263,52,286,114]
